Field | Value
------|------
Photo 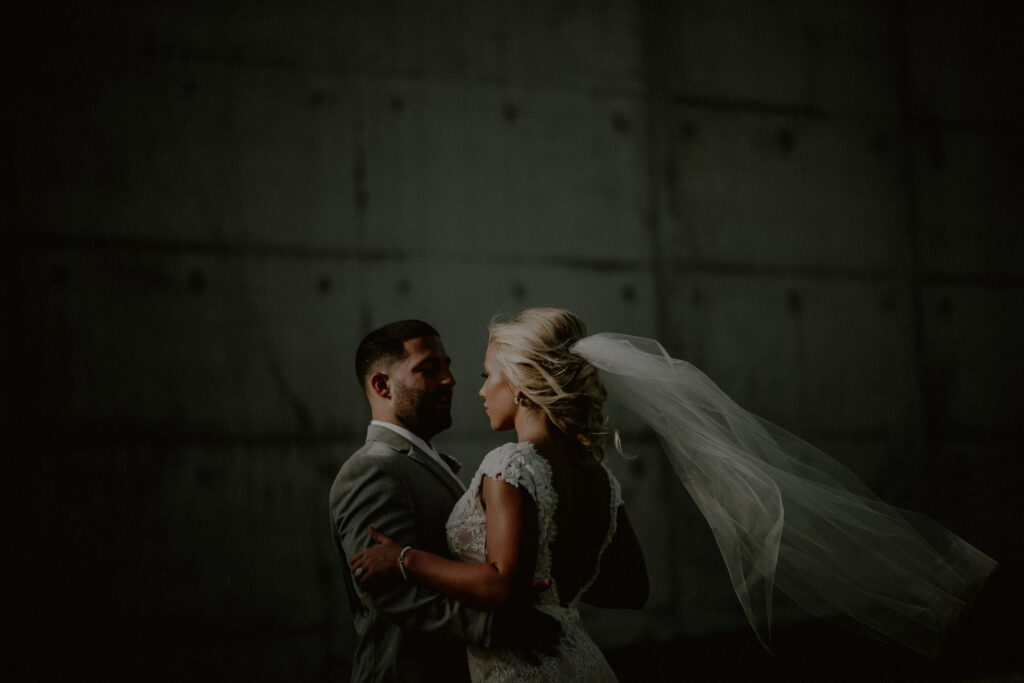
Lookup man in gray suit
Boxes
[330,320,555,682]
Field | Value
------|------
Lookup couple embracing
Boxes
[329,308,646,682]
[330,307,996,682]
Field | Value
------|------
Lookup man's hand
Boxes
[350,525,404,594]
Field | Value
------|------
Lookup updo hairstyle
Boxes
[488,307,620,464]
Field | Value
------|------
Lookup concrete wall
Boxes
[5,1,1021,680]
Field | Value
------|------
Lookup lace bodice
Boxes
[446,442,623,682]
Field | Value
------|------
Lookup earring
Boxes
[513,395,520,405]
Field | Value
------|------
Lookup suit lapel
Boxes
[438,452,462,476]
[366,424,466,495]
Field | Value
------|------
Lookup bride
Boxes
[351,307,648,681]
[351,307,996,679]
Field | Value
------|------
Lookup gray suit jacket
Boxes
[330,425,492,682]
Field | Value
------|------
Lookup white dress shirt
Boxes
[371,420,463,487]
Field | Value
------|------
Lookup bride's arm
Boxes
[351,475,539,610]
[409,475,539,608]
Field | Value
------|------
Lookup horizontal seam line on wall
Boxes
[12,232,647,271]
[14,232,406,263]
[670,259,1024,287]
[13,233,1023,285]
[666,93,828,119]
[9,430,364,449]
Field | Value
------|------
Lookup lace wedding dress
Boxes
[446,442,621,682]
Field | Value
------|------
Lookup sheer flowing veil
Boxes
[571,333,996,657]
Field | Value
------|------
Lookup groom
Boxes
[330,320,556,682]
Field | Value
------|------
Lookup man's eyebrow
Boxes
[411,356,452,366]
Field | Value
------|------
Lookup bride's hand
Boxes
[349,525,404,594]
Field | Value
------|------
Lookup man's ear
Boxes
[369,372,391,400]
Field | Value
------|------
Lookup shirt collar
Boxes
[370,420,462,487]
[370,420,439,461]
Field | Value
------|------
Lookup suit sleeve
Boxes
[331,455,494,646]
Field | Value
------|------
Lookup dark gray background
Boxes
[4,1,1021,680]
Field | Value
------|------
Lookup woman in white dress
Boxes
[351,307,649,681]
[352,306,996,676]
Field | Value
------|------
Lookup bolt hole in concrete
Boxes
[189,269,206,294]
[786,290,802,315]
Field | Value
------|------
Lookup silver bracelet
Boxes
[398,546,412,582]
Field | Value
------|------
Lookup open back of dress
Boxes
[446,442,623,682]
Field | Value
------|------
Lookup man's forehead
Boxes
[402,335,447,358]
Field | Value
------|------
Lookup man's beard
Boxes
[393,381,452,439]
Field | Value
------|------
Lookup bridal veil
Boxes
[571,333,996,657]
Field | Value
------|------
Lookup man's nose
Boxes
[441,368,455,386]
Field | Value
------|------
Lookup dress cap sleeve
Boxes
[478,442,554,505]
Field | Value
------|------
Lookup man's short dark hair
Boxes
[354,319,440,388]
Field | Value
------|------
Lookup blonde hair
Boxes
[488,307,621,464]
